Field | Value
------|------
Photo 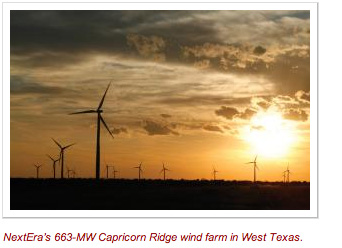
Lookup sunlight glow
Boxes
[243,110,296,158]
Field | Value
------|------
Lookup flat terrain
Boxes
[10,179,310,210]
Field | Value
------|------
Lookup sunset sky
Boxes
[10,10,310,181]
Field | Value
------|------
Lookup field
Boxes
[10,179,310,210]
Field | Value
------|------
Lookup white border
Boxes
[3,2,318,218]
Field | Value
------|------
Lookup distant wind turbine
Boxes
[212,166,219,181]
[67,168,74,179]
[34,164,42,179]
[52,138,75,179]
[69,82,114,180]
[47,154,60,179]
[106,164,113,179]
[246,155,259,183]
[112,166,119,179]
[134,162,143,180]
[286,163,292,183]
[282,171,287,184]
[160,162,170,181]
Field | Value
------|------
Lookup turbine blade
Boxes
[100,115,114,139]
[52,138,62,148]
[245,162,253,164]
[254,155,258,162]
[97,82,111,110]
[47,154,54,161]
[64,143,75,149]
[69,110,97,115]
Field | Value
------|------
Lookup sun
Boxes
[243,110,296,158]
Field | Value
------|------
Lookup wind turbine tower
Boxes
[67,168,73,179]
[246,155,259,183]
[112,166,118,179]
[286,163,291,183]
[161,162,170,181]
[69,83,114,180]
[134,162,143,180]
[213,166,219,181]
[34,164,42,179]
[52,138,74,179]
[106,164,113,179]
[47,154,60,179]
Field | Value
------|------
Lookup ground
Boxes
[10,179,310,210]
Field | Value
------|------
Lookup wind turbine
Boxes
[134,162,143,180]
[246,155,259,183]
[112,166,119,179]
[282,171,287,184]
[160,162,170,181]
[286,163,291,183]
[69,83,114,180]
[47,154,60,179]
[212,166,219,181]
[106,164,113,179]
[67,167,73,179]
[52,138,75,179]
[34,164,42,179]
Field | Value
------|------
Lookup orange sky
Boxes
[10,10,310,181]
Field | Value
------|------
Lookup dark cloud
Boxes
[127,34,166,61]
[142,120,179,136]
[268,53,310,94]
[11,10,310,94]
[283,109,308,122]
[256,100,271,110]
[237,108,257,120]
[215,106,239,120]
[203,125,223,133]
[11,11,128,54]
[160,114,172,118]
[10,75,65,95]
[253,46,266,55]
[215,106,257,120]
[111,127,128,135]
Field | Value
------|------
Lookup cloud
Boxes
[10,75,66,95]
[10,10,309,95]
[160,114,172,118]
[215,106,257,120]
[256,100,271,110]
[237,108,257,120]
[222,125,231,130]
[142,120,179,136]
[251,125,265,131]
[253,46,267,55]
[283,109,308,121]
[215,106,239,120]
[194,59,210,69]
[295,90,310,102]
[111,127,128,135]
[202,125,223,133]
[127,34,166,61]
